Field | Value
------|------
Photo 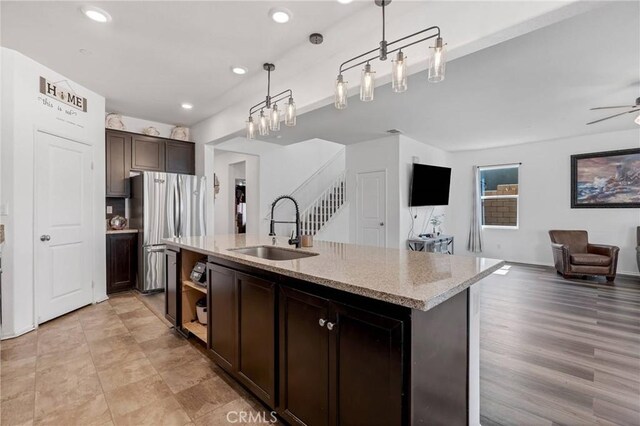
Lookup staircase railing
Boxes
[300,171,346,236]
[263,148,346,222]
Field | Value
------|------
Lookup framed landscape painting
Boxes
[571,148,640,208]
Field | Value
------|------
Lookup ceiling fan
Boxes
[587,97,640,125]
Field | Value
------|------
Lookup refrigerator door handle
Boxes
[175,178,182,238]
[145,245,166,253]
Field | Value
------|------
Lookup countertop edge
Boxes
[164,239,505,311]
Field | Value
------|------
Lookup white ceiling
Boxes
[228,1,640,151]
[1,0,589,134]
[1,0,370,125]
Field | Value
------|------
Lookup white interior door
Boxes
[357,170,386,247]
[35,131,93,324]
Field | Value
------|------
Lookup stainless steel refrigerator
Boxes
[130,172,206,292]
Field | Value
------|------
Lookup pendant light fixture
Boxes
[246,63,297,139]
[334,0,446,109]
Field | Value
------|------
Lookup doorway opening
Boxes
[235,179,246,234]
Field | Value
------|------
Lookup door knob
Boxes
[326,322,335,331]
[318,318,327,327]
[379,222,384,226]
[40,235,51,241]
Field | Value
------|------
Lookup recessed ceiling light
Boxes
[337,0,353,4]
[181,103,193,110]
[269,7,292,24]
[80,6,112,23]
[231,66,248,75]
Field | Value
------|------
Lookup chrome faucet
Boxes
[269,195,301,248]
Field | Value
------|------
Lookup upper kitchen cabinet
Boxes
[105,130,131,197]
[131,134,166,172]
[166,140,195,175]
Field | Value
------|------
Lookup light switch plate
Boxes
[106,206,113,214]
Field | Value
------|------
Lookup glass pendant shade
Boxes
[270,104,280,132]
[258,110,270,136]
[335,75,348,109]
[285,97,296,126]
[428,37,446,83]
[246,117,256,139]
[360,63,375,102]
[391,51,408,93]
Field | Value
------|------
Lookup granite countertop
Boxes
[106,229,138,235]
[164,234,504,311]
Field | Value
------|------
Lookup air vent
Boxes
[386,128,403,134]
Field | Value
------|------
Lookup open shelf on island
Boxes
[183,320,207,342]
[183,280,207,294]
[180,249,209,345]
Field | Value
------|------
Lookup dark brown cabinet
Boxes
[279,287,404,426]
[332,302,404,426]
[105,130,195,194]
[237,272,276,406]
[279,287,331,426]
[208,263,238,371]
[165,248,179,326]
[105,131,131,197]
[131,135,165,172]
[106,233,137,294]
[207,264,277,407]
[166,140,195,175]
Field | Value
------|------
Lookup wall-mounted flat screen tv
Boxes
[410,163,451,206]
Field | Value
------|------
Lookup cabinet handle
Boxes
[326,322,335,331]
[318,318,327,327]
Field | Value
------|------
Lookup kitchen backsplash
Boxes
[106,197,126,220]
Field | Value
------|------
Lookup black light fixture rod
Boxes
[387,33,440,56]
[382,0,386,44]
[386,25,440,48]
[338,25,440,74]
[339,47,379,74]
[249,89,293,116]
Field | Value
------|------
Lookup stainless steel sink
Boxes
[229,246,318,261]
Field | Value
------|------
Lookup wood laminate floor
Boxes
[480,264,640,426]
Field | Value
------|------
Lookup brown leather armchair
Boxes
[549,230,619,282]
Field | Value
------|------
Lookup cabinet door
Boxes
[165,249,179,326]
[330,303,404,426]
[131,135,165,172]
[166,141,195,175]
[208,263,237,371]
[237,273,275,406]
[106,234,137,294]
[105,131,131,197]
[279,286,331,426]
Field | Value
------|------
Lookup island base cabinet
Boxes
[207,264,277,408]
[208,264,238,372]
[279,287,331,426]
[279,286,404,426]
[332,302,404,426]
[237,273,276,407]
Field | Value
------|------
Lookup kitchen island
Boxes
[164,234,504,426]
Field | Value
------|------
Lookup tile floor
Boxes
[0,292,276,426]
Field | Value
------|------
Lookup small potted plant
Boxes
[430,214,444,236]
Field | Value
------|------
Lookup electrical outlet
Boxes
[106,206,113,214]
[0,204,7,216]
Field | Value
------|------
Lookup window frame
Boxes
[479,163,520,230]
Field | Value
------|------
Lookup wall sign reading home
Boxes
[571,148,640,208]
[39,76,87,112]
